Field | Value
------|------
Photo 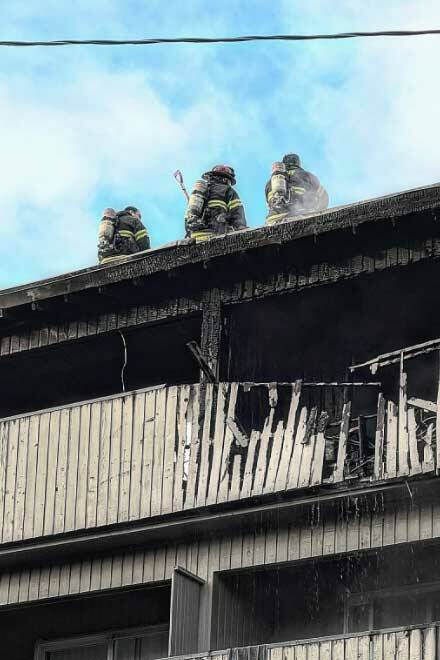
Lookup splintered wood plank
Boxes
[218,382,240,502]
[75,404,91,531]
[13,417,30,542]
[307,643,319,660]
[396,630,409,660]
[332,639,345,660]
[65,406,80,532]
[334,401,351,483]
[240,430,259,499]
[185,386,202,509]
[252,407,275,496]
[23,415,39,540]
[286,406,308,490]
[374,393,386,479]
[151,387,167,516]
[423,422,435,473]
[33,413,50,538]
[264,420,285,494]
[173,385,190,512]
[275,381,302,490]
[398,370,410,476]
[118,396,134,522]
[407,407,422,475]
[86,401,102,528]
[97,399,113,527]
[437,351,440,473]
[228,454,242,501]
[161,386,178,514]
[107,397,123,525]
[195,384,214,507]
[386,401,398,478]
[140,389,157,518]
[383,633,396,660]
[319,641,332,660]
[358,637,370,660]
[310,414,327,486]
[206,384,228,506]
[0,423,8,543]
[298,407,318,488]
[53,408,70,535]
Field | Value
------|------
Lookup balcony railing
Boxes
[170,625,437,660]
[0,379,437,544]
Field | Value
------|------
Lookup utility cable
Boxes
[119,330,127,393]
[1,30,440,47]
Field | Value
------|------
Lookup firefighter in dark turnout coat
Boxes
[98,206,150,264]
[184,165,247,242]
[265,154,328,225]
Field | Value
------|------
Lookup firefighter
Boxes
[184,165,247,242]
[98,206,150,264]
[265,154,329,225]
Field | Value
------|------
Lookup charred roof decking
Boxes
[1,182,440,316]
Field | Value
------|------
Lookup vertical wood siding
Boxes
[1,498,440,608]
[0,382,437,545]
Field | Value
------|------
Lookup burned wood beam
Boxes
[186,340,217,384]
[408,397,437,414]
[226,417,249,448]
[350,337,440,372]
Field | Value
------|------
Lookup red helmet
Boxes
[209,164,236,184]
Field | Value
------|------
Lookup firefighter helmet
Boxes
[207,164,236,185]
[282,153,301,168]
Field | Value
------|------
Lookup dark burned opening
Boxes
[211,542,440,649]
[2,583,170,660]
[0,315,201,418]
[221,261,440,383]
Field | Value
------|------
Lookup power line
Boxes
[1,30,440,47]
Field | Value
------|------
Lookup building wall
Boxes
[1,497,439,650]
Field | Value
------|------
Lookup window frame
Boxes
[34,623,169,660]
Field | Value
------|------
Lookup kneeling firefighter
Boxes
[184,165,247,242]
[98,206,150,264]
[265,154,329,225]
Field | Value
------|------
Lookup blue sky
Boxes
[1,1,440,287]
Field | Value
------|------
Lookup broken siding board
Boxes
[218,382,239,503]
[423,422,435,473]
[275,381,302,490]
[374,393,386,479]
[240,430,259,499]
[43,410,61,536]
[206,384,228,506]
[229,454,242,501]
[97,398,113,527]
[252,407,275,496]
[173,386,190,513]
[2,420,19,543]
[264,420,285,494]
[140,389,157,519]
[161,386,178,514]
[310,425,326,486]
[398,370,410,476]
[286,406,308,490]
[64,405,81,533]
[195,384,214,508]
[298,408,318,488]
[185,386,201,509]
[118,395,134,522]
[386,401,398,478]
[407,407,422,475]
[334,402,351,483]
[128,392,146,521]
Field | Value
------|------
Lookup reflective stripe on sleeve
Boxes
[228,199,242,210]
[135,229,148,240]
[100,255,126,264]
[118,230,135,238]
[191,230,216,242]
[266,212,289,225]
[207,199,228,211]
